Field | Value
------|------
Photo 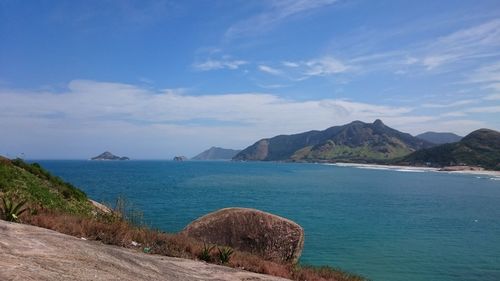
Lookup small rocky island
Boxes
[91,151,129,161]
[173,156,188,161]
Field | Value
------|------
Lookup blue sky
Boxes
[1,0,500,159]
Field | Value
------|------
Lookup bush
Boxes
[217,246,234,264]
[198,243,215,262]
[1,196,28,222]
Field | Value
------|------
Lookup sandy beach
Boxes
[328,163,500,178]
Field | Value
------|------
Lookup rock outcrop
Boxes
[173,156,188,161]
[0,220,289,281]
[91,151,129,160]
[181,208,304,263]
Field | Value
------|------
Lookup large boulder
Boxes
[181,208,304,263]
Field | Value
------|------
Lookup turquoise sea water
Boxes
[37,160,500,281]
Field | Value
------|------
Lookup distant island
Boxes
[91,151,129,161]
[416,131,462,144]
[173,156,188,161]
[192,147,241,160]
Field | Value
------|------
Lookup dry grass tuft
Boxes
[23,210,366,281]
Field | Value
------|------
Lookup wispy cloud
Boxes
[465,105,500,113]
[193,58,247,71]
[302,56,349,76]
[462,61,500,100]
[484,93,500,100]
[0,80,412,128]
[420,19,500,70]
[422,99,477,108]
[345,19,500,74]
[258,65,283,75]
[282,61,300,68]
[226,0,337,38]
[467,62,500,84]
[257,83,291,89]
[258,56,349,80]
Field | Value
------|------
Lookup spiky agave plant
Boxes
[198,243,215,262]
[1,197,28,222]
[217,246,234,264]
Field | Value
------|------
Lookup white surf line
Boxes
[329,162,500,178]
[328,162,437,172]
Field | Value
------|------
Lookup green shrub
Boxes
[198,243,215,262]
[217,246,233,264]
[1,196,28,222]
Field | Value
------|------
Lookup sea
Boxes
[36,160,500,281]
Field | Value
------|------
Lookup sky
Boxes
[1,0,500,159]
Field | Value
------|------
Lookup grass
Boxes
[1,157,367,281]
[0,158,92,216]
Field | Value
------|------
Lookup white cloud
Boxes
[420,19,500,69]
[257,83,290,89]
[1,79,445,158]
[422,99,477,108]
[484,93,500,100]
[226,0,337,38]
[303,56,349,76]
[421,55,457,70]
[193,58,247,71]
[468,62,500,84]
[258,65,283,75]
[464,62,500,100]
[345,19,500,75]
[282,61,300,67]
[440,111,467,117]
[465,105,500,113]
[260,56,349,81]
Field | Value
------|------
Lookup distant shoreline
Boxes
[326,162,500,178]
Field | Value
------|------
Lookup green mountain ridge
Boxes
[398,129,500,170]
[234,120,434,162]
[192,147,241,160]
[416,132,462,144]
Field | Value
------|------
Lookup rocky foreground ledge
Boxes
[0,220,289,281]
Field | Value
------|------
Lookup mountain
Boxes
[233,120,433,163]
[398,129,500,170]
[91,151,129,160]
[192,147,241,160]
[416,132,462,144]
